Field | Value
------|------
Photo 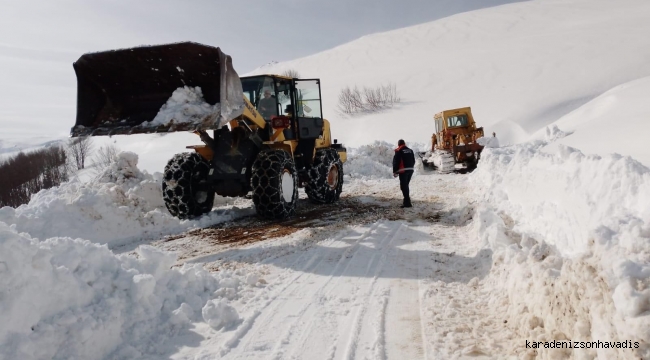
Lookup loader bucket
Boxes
[71,42,244,137]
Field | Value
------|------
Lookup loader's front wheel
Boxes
[305,148,344,204]
[162,152,214,219]
[251,149,298,219]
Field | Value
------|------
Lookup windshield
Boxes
[446,114,468,128]
[241,76,278,120]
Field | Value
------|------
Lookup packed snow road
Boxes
[152,173,518,359]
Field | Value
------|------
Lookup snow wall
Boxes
[472,134,650,358]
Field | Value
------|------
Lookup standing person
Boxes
[392,139,416,208]
[488,132,500,148]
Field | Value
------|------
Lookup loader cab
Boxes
[240,75,325,142]
[241,75,294,123]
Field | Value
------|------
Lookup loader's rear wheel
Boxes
[305,148,344,204]
[251,149,298,219]
[162,152,214,219]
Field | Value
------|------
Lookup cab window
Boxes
[435,118,443,132]
[241,76,278,120]
[446,115,468,128]
[294,79,322,119]
[276,79,293,116]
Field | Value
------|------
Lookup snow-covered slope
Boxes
[250,0,650,166]
[535,75,650,166]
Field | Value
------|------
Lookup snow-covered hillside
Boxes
[1,0,649,359]
[250,0,650,167]
[536,75,650,167]
[91,0,650,174]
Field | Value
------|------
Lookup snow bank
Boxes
[473,140,650,357]
[344,141,395,179]
[0,152,252,247]
[344,140,426,179]
[0,222,247,360]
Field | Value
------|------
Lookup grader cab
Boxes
[419,107,484,173]
[71,42,346,219]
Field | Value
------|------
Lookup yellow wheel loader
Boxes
[71,42,346,219]
[419,107,484,173]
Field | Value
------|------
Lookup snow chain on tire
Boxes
[162,152,215,219]
[251,149,298,219]
[305,148,344,204]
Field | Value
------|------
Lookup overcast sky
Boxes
[1,0,524,72]
[0,0,523,143]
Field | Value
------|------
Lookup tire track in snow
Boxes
[371,287,390,360]
[375,222,431,360]
[342,222,405,360]
[418,222,499,359]
[418,272,430,360]
[280,221,403,360]
[218,232,345,357]
[267,221,395,360]
[223,222,383,358]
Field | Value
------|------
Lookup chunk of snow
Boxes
[143,86,222,128]
[202,299,241,330]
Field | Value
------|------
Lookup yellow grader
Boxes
[70,42,346,219]
[419,107,484,173]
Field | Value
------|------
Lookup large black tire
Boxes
[162,152,215,219]
[305,148,344,204]
[251,149,298,219]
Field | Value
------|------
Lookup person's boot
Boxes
[404,197,412,208]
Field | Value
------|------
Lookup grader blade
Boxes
[71,42,244,137]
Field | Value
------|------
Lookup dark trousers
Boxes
[398,171,413,205]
